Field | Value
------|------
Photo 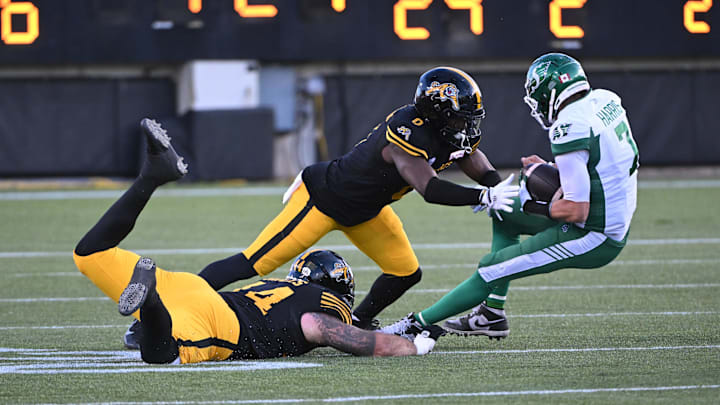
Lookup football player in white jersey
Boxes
[381,53,639,339]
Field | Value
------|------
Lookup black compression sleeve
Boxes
[479,170,502,187]
[423,177,483,206]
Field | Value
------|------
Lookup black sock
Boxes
[138,291,179,364]
[353,269,422,321]
[198,253,258,290]
[75,176,160,256]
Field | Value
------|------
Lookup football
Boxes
[522,163,563,203]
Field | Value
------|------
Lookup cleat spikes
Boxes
[118,257,157,316]
[139,118,187,184]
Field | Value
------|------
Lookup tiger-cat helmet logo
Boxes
[425,81,460,111]
[330,262,351,280]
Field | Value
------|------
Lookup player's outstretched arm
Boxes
[456,150,502,187]
[384,143,518,213]
[301,312,437,356]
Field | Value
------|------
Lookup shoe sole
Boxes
[140,118,188,176]
[118,257,156,316]
[442,325,509,339]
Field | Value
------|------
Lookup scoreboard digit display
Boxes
[0,0,716,64]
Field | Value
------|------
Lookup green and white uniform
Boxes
[413,89,640,326]
[479,88,638,284]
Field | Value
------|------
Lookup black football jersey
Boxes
[302,105,479,226]
[219,278,352,359]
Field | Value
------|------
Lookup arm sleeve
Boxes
[423,177,483,206]
[555,150,590,202]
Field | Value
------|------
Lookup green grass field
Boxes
[1,178,719,404]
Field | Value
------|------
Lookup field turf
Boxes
[1,178,719,404]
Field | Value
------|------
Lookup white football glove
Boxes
[473,174,519,220]
[413,325,445,355]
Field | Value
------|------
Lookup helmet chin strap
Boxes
[547,88,557,124]
[454,132,474,154]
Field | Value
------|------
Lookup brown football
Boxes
[522,163,563,203]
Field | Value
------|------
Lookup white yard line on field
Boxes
[3,238,720,259]
[435,345,720,355]
[10,258,720,277]
[30,384,720,404]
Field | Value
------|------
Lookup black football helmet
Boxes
[414,67,486,153]
[287,249,355,307]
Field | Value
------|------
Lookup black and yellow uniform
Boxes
[243,105,478,278]
[304,104,477,226]
[74,248,351,363]
[222,278,352,359]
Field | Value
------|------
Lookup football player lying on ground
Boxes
[189,66,518,334]
[73,119,445,364]
[381,53,639,340]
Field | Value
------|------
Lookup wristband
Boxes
[479,170,502,187]
[523,200,553,218]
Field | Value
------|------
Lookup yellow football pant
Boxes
[244,182,419,277]
[73,248,240,364]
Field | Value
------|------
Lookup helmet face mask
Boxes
[524,53,590,130]
[414,67,485,153]
[287,249,355,307]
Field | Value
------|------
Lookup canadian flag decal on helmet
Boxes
[559,73,571,83]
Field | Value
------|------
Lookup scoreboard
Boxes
[0,0,717,64]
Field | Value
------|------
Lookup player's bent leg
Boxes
[242,183,336,277]
[444,198,559,338]
[477,225,624,284]
[73,247,144,311]
[342,206,422,327]
[415,224,625,335]
[74,118,186,257]
[74,249,237,364]
[116,257,178,364]
[154,270,241,364]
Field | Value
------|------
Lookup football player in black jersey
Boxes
[196,67,519,329]
[73,119,444,364]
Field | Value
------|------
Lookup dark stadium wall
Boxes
[0,78,274,179]
[323,70,720,168]
[0,78,175,177]
[1,70,717,179]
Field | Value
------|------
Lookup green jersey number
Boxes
[614,120,639,176]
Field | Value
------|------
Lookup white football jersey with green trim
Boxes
[548,89,638,241]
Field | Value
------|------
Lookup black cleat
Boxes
[123,319,143,350]
[442,302,509,339]
[351,314,380,330]
[118,257,157,316]
[139,118,188,184]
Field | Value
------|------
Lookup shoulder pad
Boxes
[385,106,433,160]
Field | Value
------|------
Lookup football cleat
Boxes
[123,319,143,350]
[379,313,424,341]
[139,118,188,184]
[442,302,509,339]
[118,257,157,316]
[351,314,380,331]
